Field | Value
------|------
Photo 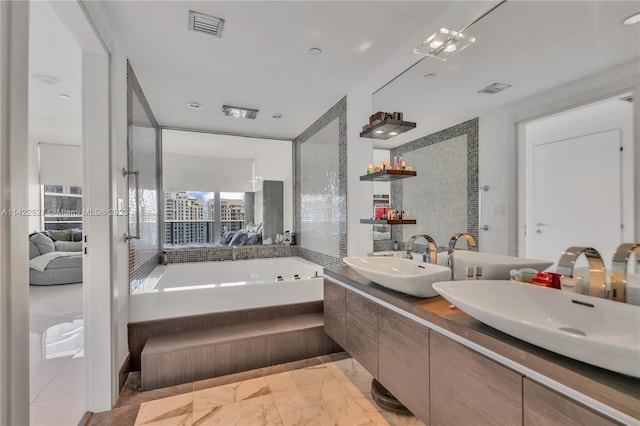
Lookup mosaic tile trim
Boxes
[390,118,479,247]
[293,96,347,259]
[298,247,346,269]
[165,245,300,264]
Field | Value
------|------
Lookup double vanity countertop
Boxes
[324,266,640,423]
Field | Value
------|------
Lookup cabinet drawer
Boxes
[346,290,378,378]
[524,378,621,426]
[430,331,523,426]
[379,306,430,424]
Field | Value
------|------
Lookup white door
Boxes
[528,129,622,267]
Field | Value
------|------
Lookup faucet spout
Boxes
[556,246,606,298]
[403,234,438,264]
[610,243,639,303]
[447,233,477,280]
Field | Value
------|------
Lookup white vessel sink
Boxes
[344,256,451,298]
[432,280,640,378]
[451,251,553,280]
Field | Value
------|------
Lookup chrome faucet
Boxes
[231,246,238,261]
[556,246,606,298]
[610,243,639,303]
[447,233,477,280]
[403,234,438,263]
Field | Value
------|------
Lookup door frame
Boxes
[516,90,636,260]
[0,1,114,423]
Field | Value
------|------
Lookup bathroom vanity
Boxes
[323,266,640,426]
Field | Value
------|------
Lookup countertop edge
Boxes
[324,266,640,425]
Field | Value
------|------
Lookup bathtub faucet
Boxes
[232,246,238,261]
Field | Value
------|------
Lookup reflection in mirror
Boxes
[369,1,639,254]
[161,129,292,248]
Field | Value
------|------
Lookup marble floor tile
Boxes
[192,394,282,426]
[193,376,270,412]
[95,356,425,426]
[135,392,194,425]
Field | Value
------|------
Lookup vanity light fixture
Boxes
[222,105,259,119]
[187,102,202,109]
[413,28,475,61]
[623,12,640,25]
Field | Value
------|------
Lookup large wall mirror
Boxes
[161,129,293,248]
[368,1,638,257]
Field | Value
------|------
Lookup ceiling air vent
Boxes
[189,11,225,38]
[478,82,512,95]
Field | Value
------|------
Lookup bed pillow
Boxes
[71,229,83,242]
[48,229,72,241]
[245,232,262,246]
[30,232,55,255]
[54,240,83,252]
[229,230,248,246]
[221,231,235,245]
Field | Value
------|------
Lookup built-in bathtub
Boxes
[129,256,324,322]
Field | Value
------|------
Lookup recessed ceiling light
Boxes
[272,113,283,119]
[33,74,60,85]
[424,73,437,79]
[388,132,398,136]
[187,102,202,109]
[58,94,71,100]
[623,12,640,25]
[308,47,322,55]
[222,105,258,119]
[374,130,384,134]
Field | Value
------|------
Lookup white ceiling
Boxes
[29,1,639,146]
[29,1,82,146]
[100,1,466,139]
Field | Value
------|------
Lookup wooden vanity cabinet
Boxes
[378,306,430,424]
[523,378,620,426]
[430,330,523,426]
[345,289,379,378]
[323,279,346,348]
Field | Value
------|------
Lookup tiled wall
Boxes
[127,62,162,293]
[165,244,299,263]
[294,97,347,268]
[390,118,479,250]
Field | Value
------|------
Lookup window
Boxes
[164,191,248,246]
[42,185,83,230]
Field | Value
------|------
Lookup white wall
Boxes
[0,2,30,423]
[79,0,130,407]
[163,129,293,233]
[480,60,639,255]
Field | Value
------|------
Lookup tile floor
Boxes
[30,283,85,426]
[90,356,425,426]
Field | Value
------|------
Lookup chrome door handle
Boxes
[123,168,141,241]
